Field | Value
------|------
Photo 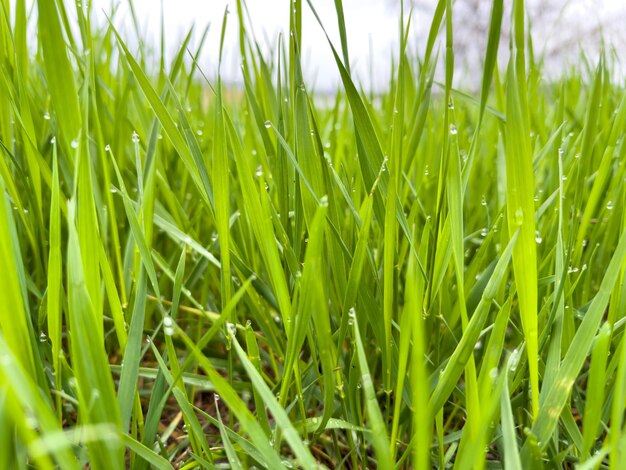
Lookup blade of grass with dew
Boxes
[47,143,63,418]
[525,225,626,455]
[65,198,124,468]
[36,0,81,156]
[429,231,517,416]
[581,322,611,458]
[350,308,393,467]
[278,201,329,424]
[504,0,539,419]
[108,23,213,210]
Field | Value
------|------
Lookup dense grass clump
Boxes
[1,0,626,467]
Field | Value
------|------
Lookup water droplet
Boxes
[43,111,51,120]
[164,327,174,336]
[104,144,111,152]
[196,129,203,136]
[131,131,139,144]
[163,316,173,328]
[509,349,520,372]
[109,186,118,193]
[348,308,356,326]
[481,195,487,206]
[70,139,79,149]
[449,124,458,135]
[264,120,272,128]
[50,136,56,144]
[535,231,543,244]
[480,227,488,237]
[514,207,524,225]
[606,200,614,210]
[255,165,263,177]
[39,332,47,342]
[424,165,430,176]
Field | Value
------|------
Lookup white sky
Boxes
[17,0,626,90]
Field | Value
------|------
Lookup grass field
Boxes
[1,0,626,468]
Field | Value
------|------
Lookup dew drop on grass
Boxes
[163,316,173,328]
[109,186,118,194]
[480,227,488,237]
[449,124,458,135]
[131,131,139,144]
[104,144,111,152]
[264,120,271,128]
[481,195,487,206]
[606,200,614,210]
[164,327,174,336]
[70,139,79,149]
[509,349,520,372]
[514,207,524,225]
[50,136,56,144]
[535,231,543,244]
[348,307,356,326]
[43,111,51,120]
[424,165,430,176]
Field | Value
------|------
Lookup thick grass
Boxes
[1,0,626,468]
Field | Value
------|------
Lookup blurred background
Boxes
[16,0,626,91]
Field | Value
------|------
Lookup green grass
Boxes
[1,0,626,467]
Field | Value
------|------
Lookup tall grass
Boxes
[1,0,626,467]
